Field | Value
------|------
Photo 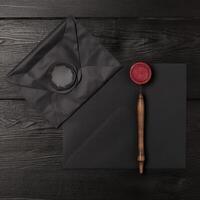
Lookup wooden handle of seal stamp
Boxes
[137,93,145,174]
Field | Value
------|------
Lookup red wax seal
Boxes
[130,62,152,85]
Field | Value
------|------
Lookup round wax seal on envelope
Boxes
[49,63,77,92]
[130,62,152,85]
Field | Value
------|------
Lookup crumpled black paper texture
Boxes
[7,17,122,127]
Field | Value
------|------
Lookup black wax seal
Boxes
[49,64,77,92]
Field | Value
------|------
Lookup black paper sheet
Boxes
[63,63,186,169]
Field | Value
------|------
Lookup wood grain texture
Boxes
[0,19,200,99]
[0,100,195,171]
[0,169,187,200]
[0,100,62,170]
[0,0,200,18]
[0,17,198,199]
[0,99,196,199]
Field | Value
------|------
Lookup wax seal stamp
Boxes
[129,62,152,174]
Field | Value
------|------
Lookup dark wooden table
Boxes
[0,1,200,199]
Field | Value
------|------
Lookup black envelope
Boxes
[7,17,186,169]
[7,17,122,128]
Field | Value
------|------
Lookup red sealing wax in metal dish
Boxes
[130,62,152,85]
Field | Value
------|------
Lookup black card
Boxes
[63,63,186,169]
